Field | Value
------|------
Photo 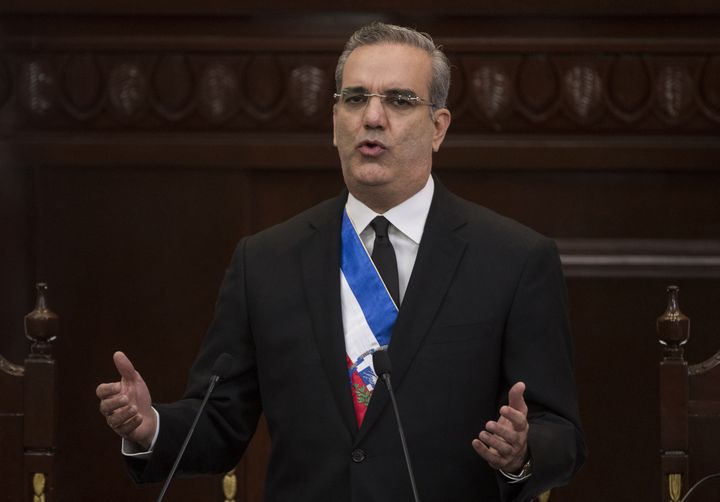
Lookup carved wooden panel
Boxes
[3,50,720,133]
[0,51,335,131]
[451,53,720,132]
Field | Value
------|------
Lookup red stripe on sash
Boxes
[346,355,370,427]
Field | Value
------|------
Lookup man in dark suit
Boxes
[97,22,585,501]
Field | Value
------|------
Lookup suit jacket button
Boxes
[351,448,366,463]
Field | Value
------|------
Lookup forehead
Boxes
[341,43,433,95]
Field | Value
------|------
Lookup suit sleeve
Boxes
[127,238,262,482]
[497,237,587,501]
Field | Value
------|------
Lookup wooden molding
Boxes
[559,239,720,277]
[1,16,720,135]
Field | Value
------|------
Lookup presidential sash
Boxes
[340,209,398,426]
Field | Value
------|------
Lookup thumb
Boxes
[113,351,138,382]
[508,381,527,413]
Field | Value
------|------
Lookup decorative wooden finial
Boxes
[657,285,690,358]
[24,283,59,358]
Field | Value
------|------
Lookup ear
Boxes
[332,105,338,147]
[431,108,452,152]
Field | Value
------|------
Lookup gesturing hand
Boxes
[96,351,157,450]
[471,381,529,474]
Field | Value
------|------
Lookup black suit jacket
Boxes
[130,180,586,502]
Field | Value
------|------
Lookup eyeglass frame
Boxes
[333,88,438,111]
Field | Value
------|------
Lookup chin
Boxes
[352,175,392,191]
[350,161,392,183]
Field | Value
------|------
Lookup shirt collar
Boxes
[345,176,434,244]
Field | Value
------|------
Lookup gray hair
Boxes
[335,22,451,109]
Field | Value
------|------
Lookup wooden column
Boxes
[23,283,59,502]
[658,286,690,502]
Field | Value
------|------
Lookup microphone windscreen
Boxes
[373,350,392,376]
[211,353,235,379]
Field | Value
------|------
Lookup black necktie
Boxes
[370,216,400,307]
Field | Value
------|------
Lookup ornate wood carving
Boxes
[0,353,25,376]
[24,283,58,357]
[198,62,241,124]
[108,62,149,121]
[689,351,720,376]
[289,65,329,121]
[17,60,57,117]
[2,48,720,132]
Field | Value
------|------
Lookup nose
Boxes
[362,95,387,129]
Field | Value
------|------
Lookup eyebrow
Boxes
[341,86,369,94]
[341,86,420,97]
[384,88,419,97]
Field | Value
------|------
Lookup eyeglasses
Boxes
[333,90,436,112]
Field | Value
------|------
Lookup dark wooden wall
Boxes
[1,3,720,501]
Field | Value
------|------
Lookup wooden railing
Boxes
[659,285,720,502]
[0,283,58,502]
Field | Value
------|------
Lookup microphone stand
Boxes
[156,373,220,502]
[374,350,421,502]
[679,472,720,502]
[155,355,230,502]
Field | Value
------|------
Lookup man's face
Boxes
[333,43,451,211]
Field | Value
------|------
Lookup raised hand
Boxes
[96,351,157,450]
[472,381,529,474]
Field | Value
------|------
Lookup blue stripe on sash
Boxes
[341,210,398,347]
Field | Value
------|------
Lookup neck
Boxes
[348,176,430,214]
[352,195,399,214]
[350,189,410,214]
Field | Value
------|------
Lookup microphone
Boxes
[373,350,421,502]
[156,353,235,502]
[679,472,720,502]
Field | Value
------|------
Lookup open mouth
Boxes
[357,140,387,157]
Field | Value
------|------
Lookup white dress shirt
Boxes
[344,176,434,304]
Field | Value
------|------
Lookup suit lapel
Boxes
[300,193,358,437]
[355,181,468,444]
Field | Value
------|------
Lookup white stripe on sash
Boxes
[341,210,398,390]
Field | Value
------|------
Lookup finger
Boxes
[508,381,528,414]
[113,414,142,437]
[99,394,129,416]
[107,405,138,429]
[113,351,138,382]
[471,437,496,458]
[497,413,513,427]
[478,429,514,457]
[96,382,122,399]
[485,418,521,446]
[471,438,503,468]
[499,405,529,432]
